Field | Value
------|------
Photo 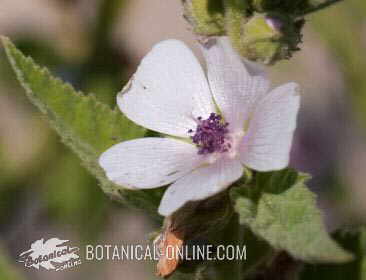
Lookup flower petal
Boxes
[158,158,243,216]
[118,40,215,138]
[99,138,203,189]
[239,82,300,171]
[202,37,270,131]
[243,58,267,78]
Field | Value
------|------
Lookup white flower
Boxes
[99,37,300,216]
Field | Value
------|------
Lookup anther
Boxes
[189,113,231,155]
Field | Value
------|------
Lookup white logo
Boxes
[18,237,81,271]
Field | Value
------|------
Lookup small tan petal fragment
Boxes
[155,226,184,278]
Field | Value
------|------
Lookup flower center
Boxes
[188,113,231,155]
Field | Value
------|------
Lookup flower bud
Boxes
[229,13,303,64]
[183,0,304,64]
[182,0,225,36]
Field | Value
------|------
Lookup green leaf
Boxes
[232,168,354,263]
[301,228,366,279]
[1,36,163,216]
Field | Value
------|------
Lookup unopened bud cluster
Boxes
[183,0,325,64]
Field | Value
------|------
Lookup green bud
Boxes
[168,191,234,241]
[183,0,225,36]
[229,13,303,64]
[182,0,304,64]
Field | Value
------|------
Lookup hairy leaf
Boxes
[233,169,353,263]
[301,228,366,279]
[1,36,163,215]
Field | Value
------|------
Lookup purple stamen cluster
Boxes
[188,113,231,155]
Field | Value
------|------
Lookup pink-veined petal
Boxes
[118,40,215,138]
[240,82,300,171]
[99,138,203,189]
[158,158,243,216]
[202,37,270,131]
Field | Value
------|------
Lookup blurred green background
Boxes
[0,0,365,279]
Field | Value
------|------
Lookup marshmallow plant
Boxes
[99,38,300,217]
[2,1,356,278]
